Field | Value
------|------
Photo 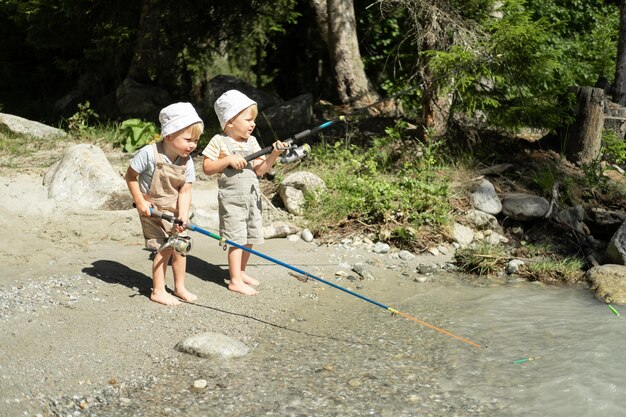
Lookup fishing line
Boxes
[150,209,485,349]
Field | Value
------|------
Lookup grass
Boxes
[455,243,511,276]
[519,256,584,284]
[288,123,454,250]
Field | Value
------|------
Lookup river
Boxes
[89,268,625,417]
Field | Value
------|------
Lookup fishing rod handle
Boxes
[244,146,274,162]
[149,208,184,225]
[243,124,332,162]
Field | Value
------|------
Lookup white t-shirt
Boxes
[201,133,262,162]
[130,144,195,193]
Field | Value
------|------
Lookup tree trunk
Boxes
[127,0,163,83]
[613,0,626,105]
[563,86,604,165]
[311,0,380,107]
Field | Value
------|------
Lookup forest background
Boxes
[2,0,626,275]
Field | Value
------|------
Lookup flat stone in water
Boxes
[175,332,250,358]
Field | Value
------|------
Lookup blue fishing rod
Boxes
[150,208,485,348]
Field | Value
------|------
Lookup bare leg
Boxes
[172,251,197,302]
[228,247,257,295]
[151,249,181,306]
[240,245,259,286]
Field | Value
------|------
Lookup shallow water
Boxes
[439,281,626,417]
[91,274,626,417]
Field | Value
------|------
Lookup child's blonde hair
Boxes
[169,122,204,139]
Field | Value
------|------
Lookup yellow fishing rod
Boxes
[151,209,485,349]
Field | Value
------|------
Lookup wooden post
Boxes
[563,86,604,165]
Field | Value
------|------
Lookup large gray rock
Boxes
[452,222,474,246]
[255,94,313,141]
[0,113,67,139]
[469,179,502,215]
[586,264,626,304]
[116,77,171,120]
[557,205,586,235]
[175,332,250,358]
[45,144,132,210]
[606,220,626,265]
[465,208,500,231]
[278,171,326,215]
[501,193,550,221]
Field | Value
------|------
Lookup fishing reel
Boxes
[280,144,311,164]
[158,234,193,256]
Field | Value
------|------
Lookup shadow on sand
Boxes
[81,252,230,299]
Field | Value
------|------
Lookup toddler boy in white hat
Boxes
[202,90,285,296]
[125,102,204,306]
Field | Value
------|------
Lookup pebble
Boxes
[372,242,390,254]
[192,379,207,392]
[301,228,314,242]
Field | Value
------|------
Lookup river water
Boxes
[90,270,625,417]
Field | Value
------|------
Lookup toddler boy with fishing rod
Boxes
[125,102,204,306]
[201,90,286,296]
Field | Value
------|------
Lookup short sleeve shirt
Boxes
[201,133,262,163]
[130,143,196,193]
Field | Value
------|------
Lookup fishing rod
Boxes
[246,84,424,163]
[150,208,485,349]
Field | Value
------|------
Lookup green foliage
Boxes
[66,101,99,136]
[395,0,617,134]
[118,118,158,153]
[529,165,558,197]
[523,0,619,85]
[303,122,451,247]
[519,256,584,284]
[601,129,626,166]
[581,157,609,192]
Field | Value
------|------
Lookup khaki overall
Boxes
[140,143,189,250]
[218,136,263,244]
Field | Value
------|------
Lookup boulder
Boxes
[586,264,626,304]
[116,77,171,121]
[45,144,132,210]
[465,208,500,231]
[469,179,502,215]
[175,332,250,359]
[501,193,550,221]
[606,220,626,265]
[255,94,313,141]
[278,171,326,215]
[0,113,67,139]
[452,222,474,246]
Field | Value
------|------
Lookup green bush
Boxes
[301,122,451,248]
[118,119,159,153]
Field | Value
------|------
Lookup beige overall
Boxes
[218,136,264,245]
[140,143,189,250]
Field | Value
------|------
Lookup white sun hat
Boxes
[214,90,257,129]
[159,102,204,138]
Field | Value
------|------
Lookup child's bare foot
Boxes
[150,291,181,306]
[228,282,258,296]
[174,288,197,303]
[242,272,260,286]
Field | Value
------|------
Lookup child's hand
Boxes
[272,141,287,155]
[228,154,247,170]
[135,201,152,217]
[176,216,189,232]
